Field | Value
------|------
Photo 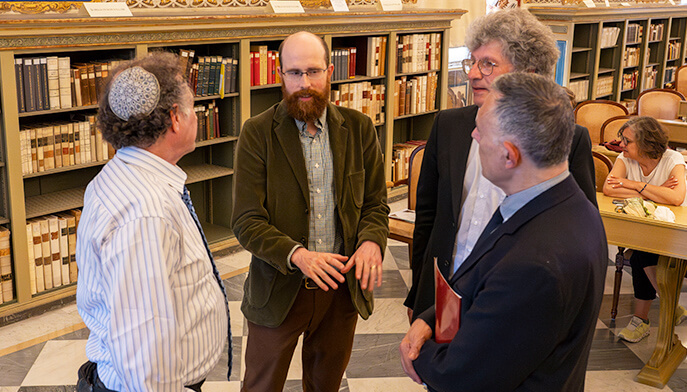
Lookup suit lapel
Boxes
[327,103,348,205]
[272,101,310,204]
[450,106,478,224]
[449,176,578,284]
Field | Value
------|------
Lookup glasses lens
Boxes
[479,60,494,76]
[462,59,473,74]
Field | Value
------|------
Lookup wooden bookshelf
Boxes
[531,5,687,105]
[0,8,464,318]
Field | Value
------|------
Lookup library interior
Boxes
[5,0,687,391]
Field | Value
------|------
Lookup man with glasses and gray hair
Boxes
[404,8,597,321]
[232,31,389,391]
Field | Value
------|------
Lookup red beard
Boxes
[283,83,330,123]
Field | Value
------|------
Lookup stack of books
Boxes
[600,27,621,48]
[622,70,639,90]
[393,72,438,117]
[623,47,640,67]
[332,47,357,81]
[0,227,12,304]
[26,210,81,296]
[249,45,280,87]
[14,57,121,113]
[177,50,238,97]
[331,82,385,124]
[396,33,441,74]
[391,140,426,183]
[596,75,615,96]
[649,23,664,41]
[627,23,644,44]
[19,115,112,176]
[569,80,589,102]
[193,101,221,142]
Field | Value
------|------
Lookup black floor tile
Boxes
[388,246,409,270]
[375,270,409,299]
[224,273,247,302]
[587,330,645,371]
[53,328,89,341]
[0,342,46,386]
[347,334,406,378]
[206,337,241,382]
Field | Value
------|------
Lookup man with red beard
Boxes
[232,31,389,391]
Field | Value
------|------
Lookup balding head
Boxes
[279,31,330,69]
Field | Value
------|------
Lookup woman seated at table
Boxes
[603,116,687,343]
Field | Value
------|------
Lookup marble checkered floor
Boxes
[4,200,687,391]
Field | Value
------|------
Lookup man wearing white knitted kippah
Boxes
[75,52,231,392]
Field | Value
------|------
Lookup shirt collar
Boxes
[294,108,328,136]
[115,146,188,194]
[500,170,570,222]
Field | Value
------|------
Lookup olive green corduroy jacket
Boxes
[231,101,389,328]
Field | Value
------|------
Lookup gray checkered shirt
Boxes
[295,109,343,254]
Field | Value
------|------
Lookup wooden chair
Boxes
[592,151,613,192]
[388,145,425,267]
[635,88,686,120]
[574,100,629,145]
[599,115,636,144]
[675,64,687,99]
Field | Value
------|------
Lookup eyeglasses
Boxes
[462,58,499,76]
[281,68,328,81]
[619,135,634,145]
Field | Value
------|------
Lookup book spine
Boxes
[40,218,53,290]
[58,57,72,109]
[23,58,36,112]
[26,222,36,295]
[58,216,70,285]
[36,57,48,111]
[48,216,61,288]
[31,220,44,293]
[15,58,26,113]
[67,214,77,283]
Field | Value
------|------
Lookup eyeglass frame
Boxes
[279,68,329,81]
[462,58,499,77]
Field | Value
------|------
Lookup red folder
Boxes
[435,258,462,343]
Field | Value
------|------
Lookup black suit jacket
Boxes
[404,106,597,316]
[414,176,607,392]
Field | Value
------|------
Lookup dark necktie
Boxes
[482,207,503,237]
[182,186,232,378]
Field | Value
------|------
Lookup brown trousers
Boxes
[241,282,358,392]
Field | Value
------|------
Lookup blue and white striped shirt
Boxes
[76,146,227,392]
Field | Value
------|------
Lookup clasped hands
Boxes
[399,318,432,385]
[291,240,382,291]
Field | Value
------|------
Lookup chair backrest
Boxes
[592,151,613,192]
[600,115,636,144]
[636,88,686,119]
[675,64,687,99]
[407,145,425,210]
[574,100,629,145]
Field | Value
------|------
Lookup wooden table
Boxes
[598,193,687,388]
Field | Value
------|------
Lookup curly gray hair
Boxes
[466,9,559,78]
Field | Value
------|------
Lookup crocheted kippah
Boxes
[108,66,161,121]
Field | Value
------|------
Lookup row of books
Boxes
[392,72,438,117]
[194,101,221,142]
[665,65,678,85]
[622,70,639,90]
[15,57,121,113]
[569,79,589,102]
[250,46,281,86]
[396,33,441,74]
[0,227,11,304]
[623,47,640,68]
[26,210,81,295]
[19,115,113,176]
[390,140,426,183]
[627,23,644,45]
[332,47,357,81]
[596,75,614,96]
[648,23,664,42]
[621,99,637,113]
[330,82,385,125]
[600,27,621,48]
[177,49,239,96]
[668,41,682,61]
[643,66,658,90]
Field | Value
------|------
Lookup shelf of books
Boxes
[530,6,687,111]
[0,9,463,318]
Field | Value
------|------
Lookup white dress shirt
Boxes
[452,141,505,275]
[76,146,227,392]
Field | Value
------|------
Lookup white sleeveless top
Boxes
[617,149,687,206]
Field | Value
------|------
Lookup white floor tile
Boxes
[202,381,241,391]
[0,303,82,352]
[21,340,87,385]
[346,377,427,392]
[585,370,671,391]
[355,298,410,335]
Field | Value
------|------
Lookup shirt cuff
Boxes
[287,244,303,270]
